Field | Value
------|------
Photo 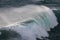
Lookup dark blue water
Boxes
[0,0,60,7]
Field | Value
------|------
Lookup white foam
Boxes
[0,5,58,40]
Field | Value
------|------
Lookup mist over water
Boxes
[0,5,58,40]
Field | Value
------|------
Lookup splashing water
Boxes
[0,5,58,40]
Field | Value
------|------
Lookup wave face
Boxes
[0,5,58,40]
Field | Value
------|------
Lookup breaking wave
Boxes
[0,5,58,40]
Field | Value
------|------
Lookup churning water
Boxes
[0,5,58,40]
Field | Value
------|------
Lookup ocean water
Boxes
[0,5,58,40]
[47,10,60,40]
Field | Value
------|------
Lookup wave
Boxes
[0,5,58,40]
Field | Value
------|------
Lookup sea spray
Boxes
[0,5,58,40]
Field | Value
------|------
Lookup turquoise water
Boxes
[37,10,60,40]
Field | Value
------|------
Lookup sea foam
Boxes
[0,5,58,40]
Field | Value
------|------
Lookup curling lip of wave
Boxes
[0,5,58,40]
